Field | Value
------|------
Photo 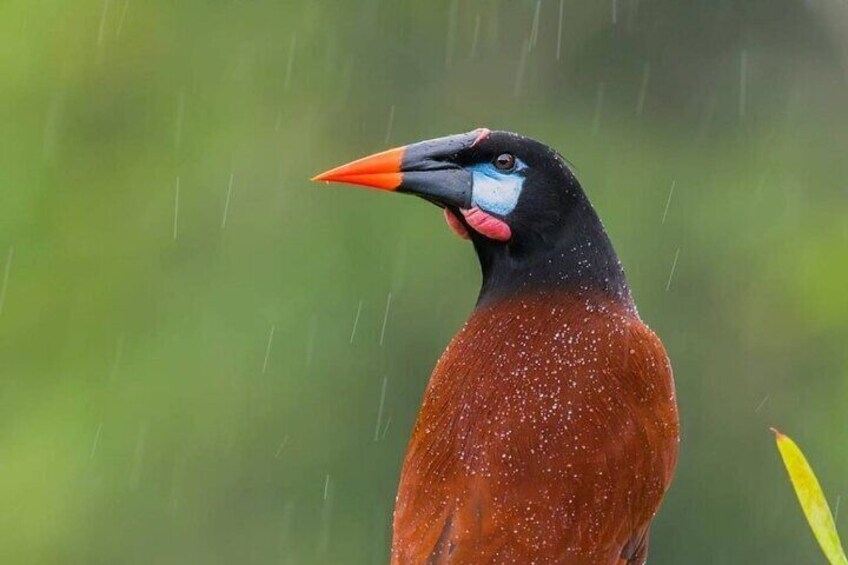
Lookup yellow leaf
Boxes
[773,428,848,565]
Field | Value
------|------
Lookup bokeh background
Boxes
[2,0,847,563]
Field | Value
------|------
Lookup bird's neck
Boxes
[474,198,633,311]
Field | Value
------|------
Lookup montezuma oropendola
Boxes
[313,129,679,564]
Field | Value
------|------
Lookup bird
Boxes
[312,129,679,564]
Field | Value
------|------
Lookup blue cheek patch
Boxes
[469,160,527,216]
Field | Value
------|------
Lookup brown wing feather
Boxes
[392,292,679,565]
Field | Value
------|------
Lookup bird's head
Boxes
[313,129,582,247]
[313,129,629,304]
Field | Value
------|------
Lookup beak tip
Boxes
[311,146,405,190]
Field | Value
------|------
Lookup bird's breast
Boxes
[392,291,679,564]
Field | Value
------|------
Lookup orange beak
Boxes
[311,129,492,210]
[311,146,405,191]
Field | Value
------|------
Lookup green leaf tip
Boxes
[773,428,848,565]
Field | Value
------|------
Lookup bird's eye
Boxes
[493,153,516,171]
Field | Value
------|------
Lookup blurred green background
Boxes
[1,0,847,563]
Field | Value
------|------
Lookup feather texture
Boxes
[391,291,679,564]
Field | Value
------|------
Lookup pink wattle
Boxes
[461,207,512,241]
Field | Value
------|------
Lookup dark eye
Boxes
[493,153,516,171]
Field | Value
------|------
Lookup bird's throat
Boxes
[474,200,632,310]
